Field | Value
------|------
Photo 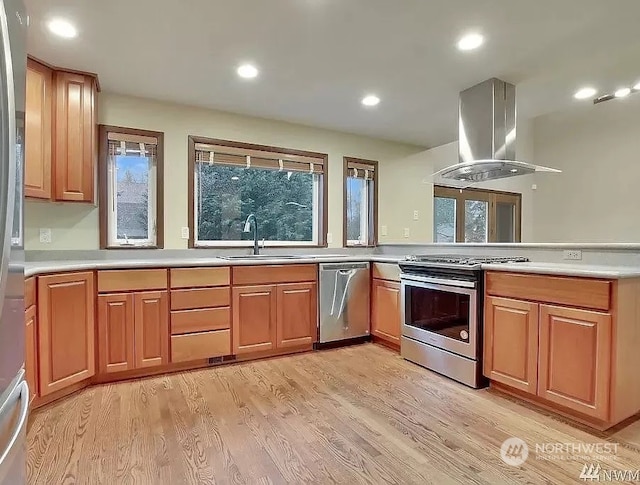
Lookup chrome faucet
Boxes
[243,214,260,255]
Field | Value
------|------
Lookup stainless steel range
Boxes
[399,255,528,388]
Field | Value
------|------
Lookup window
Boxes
[188,137,327,247]
[343,157,377,246]
[99,126,164,248]
[433,185,521,243]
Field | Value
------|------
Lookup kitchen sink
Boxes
[218,255,308,260]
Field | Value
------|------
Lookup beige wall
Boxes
[531,96,640,243]
[25,93,428,250]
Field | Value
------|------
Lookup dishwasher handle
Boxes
[320,262,369,271]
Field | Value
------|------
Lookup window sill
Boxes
[102,245,162,250]
[192,242,328,249]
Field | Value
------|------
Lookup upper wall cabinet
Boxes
[25,59,52,199]
[25,58,99,203]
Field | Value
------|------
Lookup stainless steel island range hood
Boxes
[434,78,560,183]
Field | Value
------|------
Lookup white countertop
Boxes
[481,262,640,279]
[24,256,640,279]
[24,255,403,277]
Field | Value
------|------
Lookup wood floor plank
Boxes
[27,344,640,484]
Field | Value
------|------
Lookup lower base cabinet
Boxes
[171,330,231,363]
[98,291,169,375]
[537,304,612,420]
[37,272,95,396]
[233,281,317,355]
[371,279,401,347]
[25,305,38,404]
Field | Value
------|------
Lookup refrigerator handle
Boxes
[0,2,17,310]
[0,381,28,466]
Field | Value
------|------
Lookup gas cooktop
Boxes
[404,255,529,266]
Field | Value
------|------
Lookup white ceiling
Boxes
[24,0,640,147]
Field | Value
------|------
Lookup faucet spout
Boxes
[243,214,260,255]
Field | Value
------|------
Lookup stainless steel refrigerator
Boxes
[0,0,27,483]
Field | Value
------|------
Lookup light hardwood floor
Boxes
[27,344,640,484]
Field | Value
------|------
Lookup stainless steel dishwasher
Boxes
[319,262,370,343]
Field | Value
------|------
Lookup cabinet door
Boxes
[98,293,135,374]
[25,306,37,404]
[38,272,95,396]
[232,285,277,354]
[538,305,612,420]
[25,59,52,199]
[276,282,317,348]
[53,71,96,202]
[133,291,169,368]
[483,297,539,394]
[371,279,401,345]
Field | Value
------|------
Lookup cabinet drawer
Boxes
[233,264,317,286]
[486,272,611,311]
[170,287,230,310]
[25,277,35,308]
[98,269,167,293]
[171,307,230,335]
[171,330,231,363]
[372,263,400,282]
[170,267,230,289]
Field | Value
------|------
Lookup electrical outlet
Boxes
[563,250,582,261]
[381,225,388,236]
[413,210,419,221]
[326,232,333,244]
[39,228,51,244]
[403,228,410,238]
[181,227,189,239]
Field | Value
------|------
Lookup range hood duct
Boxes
[434,78,560,183]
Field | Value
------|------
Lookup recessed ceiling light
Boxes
[457,33,484,51]
[573,87,597,100]
[231,176,240,181]
[47,18,77,38]
[237,64,258,79]
[510,169,518,173]
[614,87,631,98]
[361,95,380,107]
[634,81,640,91]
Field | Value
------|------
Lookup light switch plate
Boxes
[381,225,388,236]
[413,210,419,221]
[39,228,51,243]
[180,227,190,239]
[403,228,410,238]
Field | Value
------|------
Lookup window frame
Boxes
[187,136,328,248]
[343,157,378,247]
[433,185,521,243]
[98,125,164,249]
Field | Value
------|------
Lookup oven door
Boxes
[401,275,477,360]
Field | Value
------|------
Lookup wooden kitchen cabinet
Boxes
[134,291,169,368]
[25,59,52,199]
[98,293,135,374]
[53,70,97,202]
[25,305,38,404]
[24,58,98,203]
[484,297,539,394]
[232,285,277,354]
[97,291,169,373]
[37,272,95,396]
[276,282,317,348]
[538,304,611,420]
[371,279,401,347]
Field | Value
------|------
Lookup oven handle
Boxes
[400,274,476,289]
